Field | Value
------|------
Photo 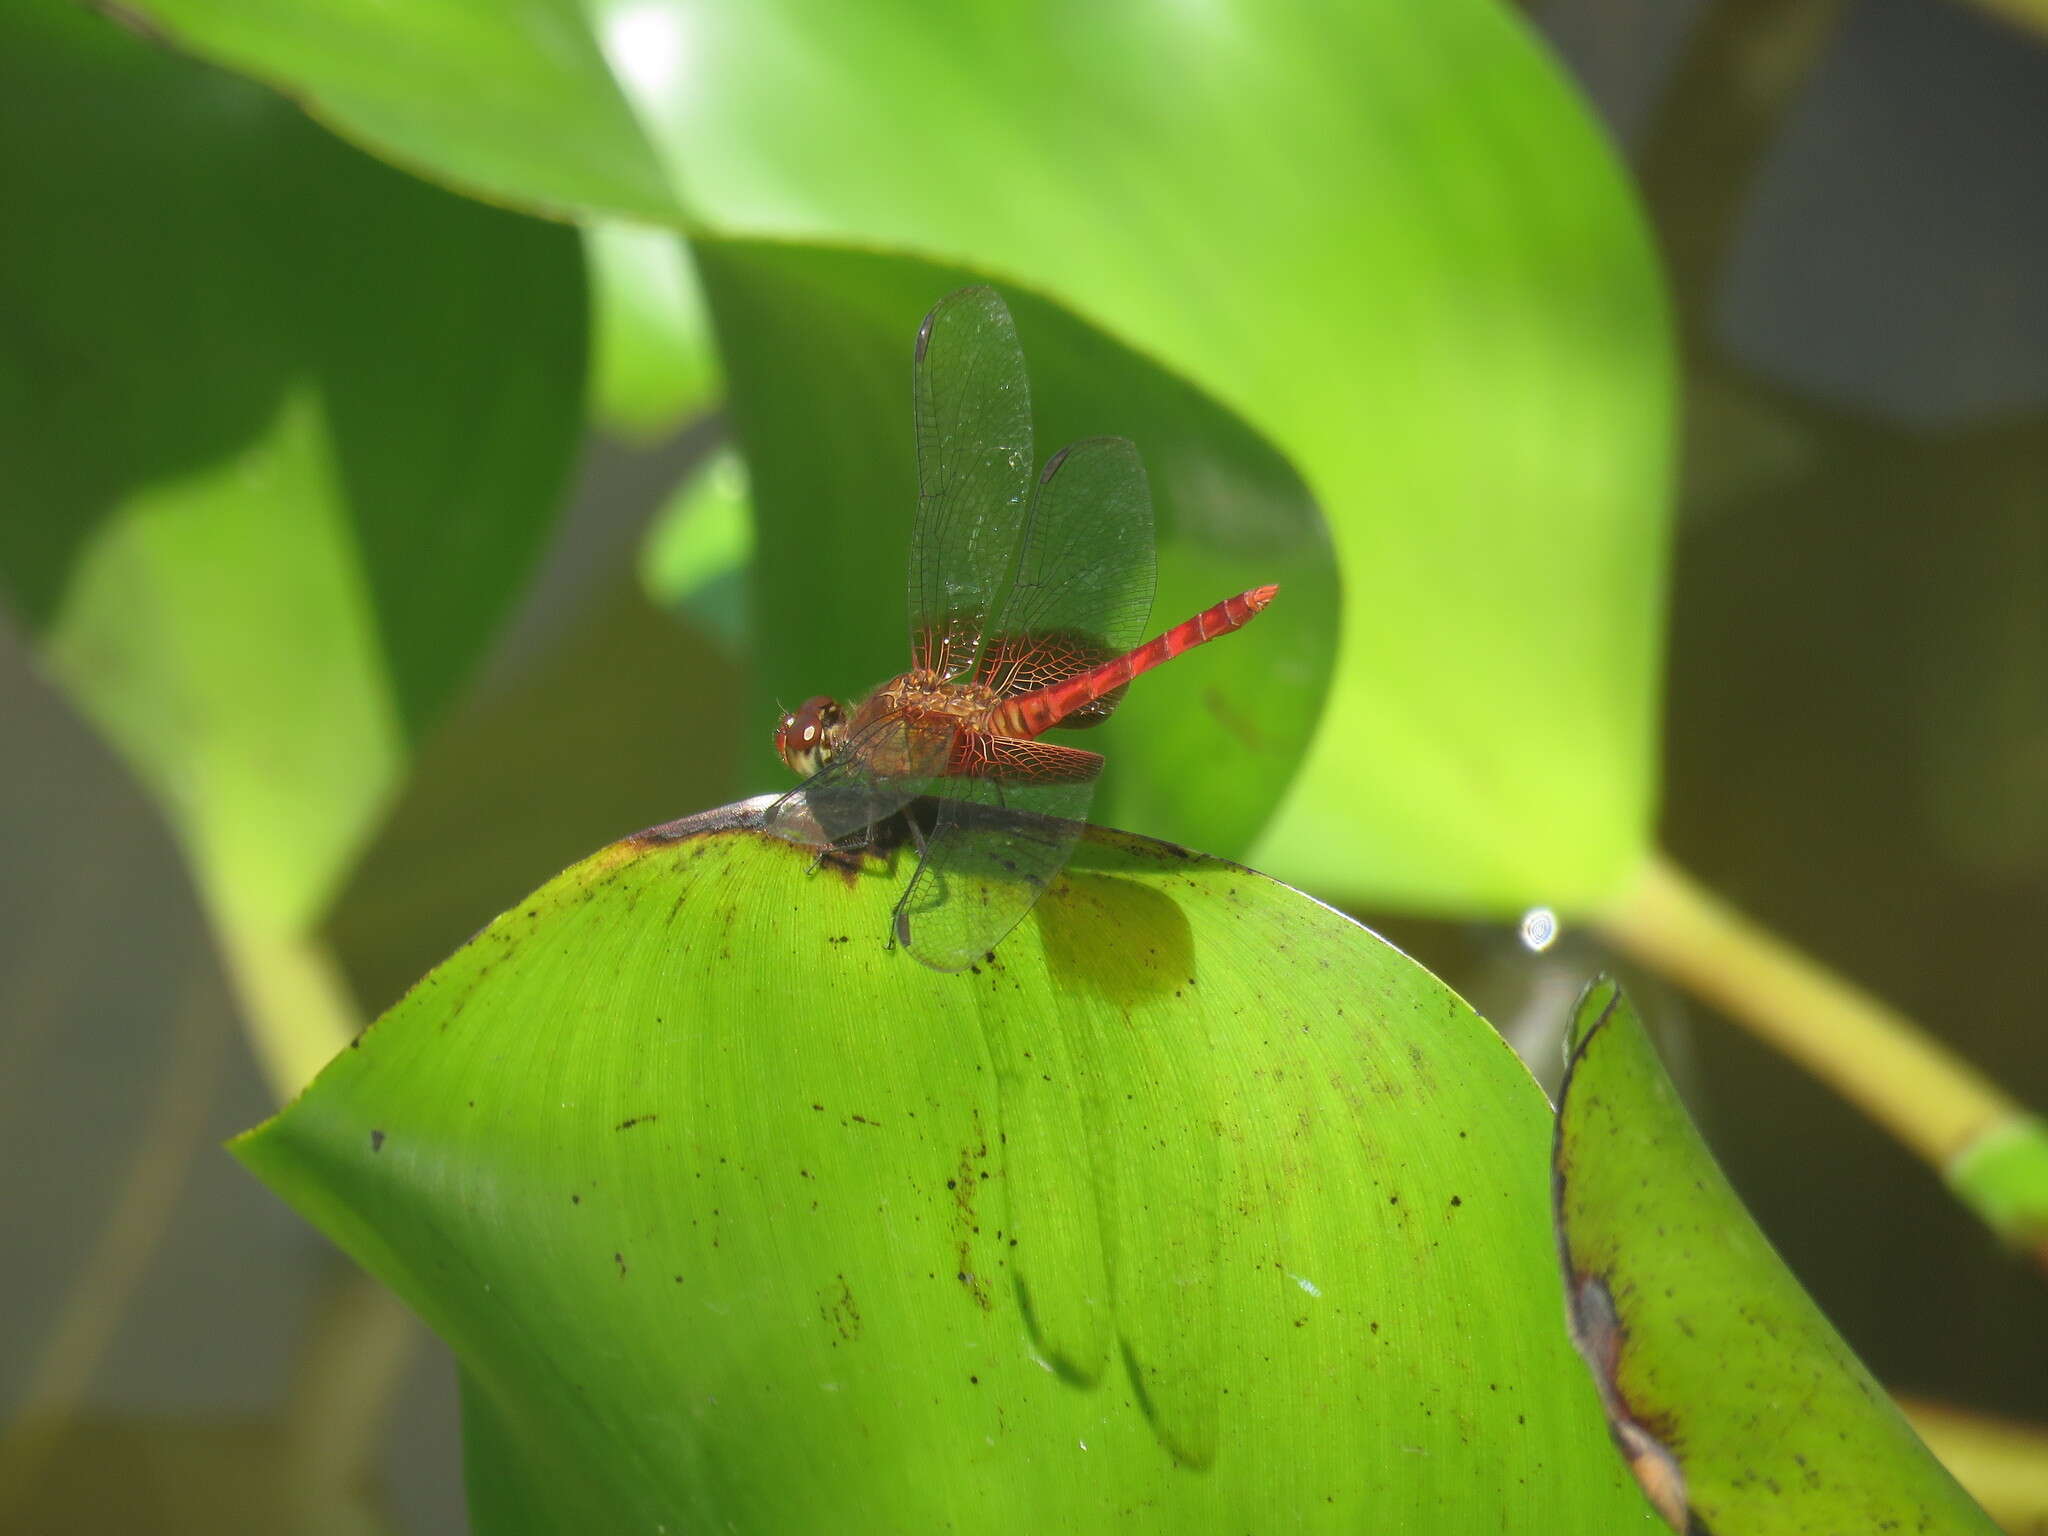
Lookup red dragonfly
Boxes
[768,287,1276,971]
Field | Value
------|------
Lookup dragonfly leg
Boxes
[885,806,936,953]
[804,811,884,874]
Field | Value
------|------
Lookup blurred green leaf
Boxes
[698,241,1332,861]
[0,2,584,947]
[325,568,745,1014]
[130,0,1671,912]
[1554,978,2000,1533]
[584,219,719,440]
[240,804,1644,1530]
[639,440,751,653]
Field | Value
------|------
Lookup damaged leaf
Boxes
[1553,978,1999,1534]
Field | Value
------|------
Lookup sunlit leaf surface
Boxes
[1554,979,2000,1534]
[241,802,1644,1531]
[130,0,1672,912]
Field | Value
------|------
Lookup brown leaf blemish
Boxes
[820,1274,863,1341]
[1565,1273,1700,1533]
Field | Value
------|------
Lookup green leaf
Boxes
[698,241,1333,861]
[584,219,720,440]
[238,803,1644,1530]
[324,568,748,1014]
[1554,978,2001,1534]
[0,3,584,946]
[128,0,1672,912]
[640,441,753,653]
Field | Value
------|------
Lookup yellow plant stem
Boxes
[217,923,360,1105]
[1598,850,2022,1177]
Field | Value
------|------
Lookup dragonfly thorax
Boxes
[876,668,1002,718]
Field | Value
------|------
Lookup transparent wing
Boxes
[978,436,1157,693]
[970,629,1122,723]
[764,710,956,848]
[891,738,1102,972]
[909,287,1033,678]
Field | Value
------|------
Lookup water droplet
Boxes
[1520,907,1559,952]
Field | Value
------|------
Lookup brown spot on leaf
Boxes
[1565,1273,1699,1533]
[820,1274,862,1340]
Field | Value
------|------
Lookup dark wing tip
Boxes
[1039,435,1142,484]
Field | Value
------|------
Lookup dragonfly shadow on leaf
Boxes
[1035,868,1193,1009]
[987,828,1223,1470]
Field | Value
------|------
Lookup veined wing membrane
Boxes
[978,435,1157,708]
[891,739,1102,972]
[909,287,1033,678]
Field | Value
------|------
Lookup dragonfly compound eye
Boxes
[774,696,845,777]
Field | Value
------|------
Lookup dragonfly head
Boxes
[774,696,846,777]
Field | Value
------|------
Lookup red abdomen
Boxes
[992,584,1278,738]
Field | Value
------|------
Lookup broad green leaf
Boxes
[640,441,752,654]
[584,219,720,440]
[698,241,1333,861]
[0,8,583,946]
[238,802,1644,1531]
[130,0,1672,912]
[323,569,747,1014]
[1554,978,2000,1534]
